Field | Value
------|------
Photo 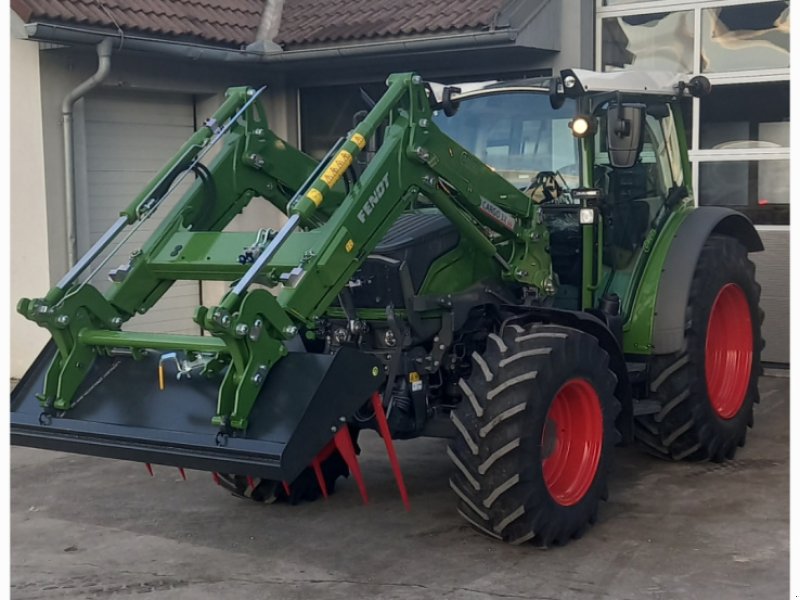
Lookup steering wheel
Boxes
[526,171,566,204]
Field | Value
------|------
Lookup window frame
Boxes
[595,0,790,227]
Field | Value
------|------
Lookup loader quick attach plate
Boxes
[11,343,384,482]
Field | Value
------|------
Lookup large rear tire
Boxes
[635,234,763,461]
[448,323,620,546]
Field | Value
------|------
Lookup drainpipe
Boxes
[62,38,113,267]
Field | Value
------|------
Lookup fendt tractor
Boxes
[12,69,763,546]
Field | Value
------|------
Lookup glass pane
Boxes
[661,106,685,188]
[700,82,789,149]
[699,160,789,225]
[701,2,789,73]
[300,83,385,159]
[641,115,672,197]
[602,12,693,72]
[595,110,677,199]
[433,92,579,188]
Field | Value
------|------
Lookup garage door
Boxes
[79,90,200,335]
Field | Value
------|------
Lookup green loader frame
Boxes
[12,69,764,546]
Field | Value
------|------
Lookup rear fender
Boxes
[649,207,762,355]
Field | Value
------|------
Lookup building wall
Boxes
[551,0,595,72]
[13,0,787,376]
[10,12,52,378]
[751,230,790,365]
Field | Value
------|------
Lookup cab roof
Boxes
[434,69,696,102]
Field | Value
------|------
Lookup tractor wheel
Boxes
[216,430,356,505]
[448,323,620,546]
[635,234,763,462]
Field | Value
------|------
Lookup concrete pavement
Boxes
[11,376,789,599]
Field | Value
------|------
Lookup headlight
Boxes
[569,115,596,138]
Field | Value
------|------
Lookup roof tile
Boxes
[13,0,509,49]
[14,0,263,47]
[275,0,507,47]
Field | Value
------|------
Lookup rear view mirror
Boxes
[606,104,645,168]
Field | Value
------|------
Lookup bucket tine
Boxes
[371,392,410,511]
[145,463,154,477]
[311,457,328,499]
[245,475,258,498]
[178,467,187,481]
[334,427,368,504]
[282,481,292,497]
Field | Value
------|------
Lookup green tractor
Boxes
[12,69,763,546]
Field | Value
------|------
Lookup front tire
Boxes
[635,234,763,461]
[448,323,620,546]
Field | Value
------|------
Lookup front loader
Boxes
[12,69,764,546]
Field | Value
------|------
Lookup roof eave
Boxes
[275,28,522,57]
[25,22,551,65]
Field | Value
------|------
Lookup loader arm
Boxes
[18,86,337,416]
[196,72,553,429]
[16,72,552,442]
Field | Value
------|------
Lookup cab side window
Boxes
[595,104,681,266]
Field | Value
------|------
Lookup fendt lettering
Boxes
[357,172,390,224]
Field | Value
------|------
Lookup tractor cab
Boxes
[432,70,701,313]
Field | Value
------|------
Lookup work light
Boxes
[569,115,596,138]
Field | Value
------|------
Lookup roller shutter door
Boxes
[81,90,200,335]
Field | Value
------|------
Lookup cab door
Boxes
[593,103,688,313]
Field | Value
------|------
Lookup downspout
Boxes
[62,38,113,267]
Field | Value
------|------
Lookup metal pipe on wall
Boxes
[62,37,113,267]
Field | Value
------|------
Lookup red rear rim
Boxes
[705,283,753,419]
[541,378,604,507]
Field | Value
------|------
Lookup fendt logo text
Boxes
[357,172,390,224]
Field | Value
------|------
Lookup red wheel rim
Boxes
[541,378,604,507]
[705,283,753,419]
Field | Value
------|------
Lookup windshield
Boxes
[434,92,579,190]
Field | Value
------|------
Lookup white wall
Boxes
[751,229,789,364]
[10,16,52,377]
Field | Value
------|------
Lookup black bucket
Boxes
[11,343,383,482]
